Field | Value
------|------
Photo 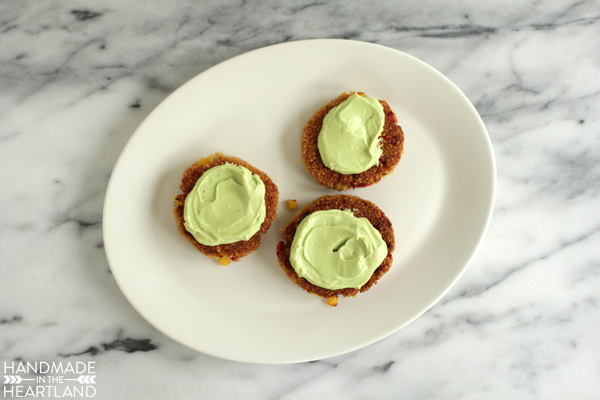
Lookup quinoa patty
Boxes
[301,92,404,191]
[276,194,395,303]
[174,152,279,262]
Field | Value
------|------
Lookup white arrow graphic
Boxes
[78,375,95,384]
[3,376,21,384]
[64,375,96,384]
[3,375,33,384]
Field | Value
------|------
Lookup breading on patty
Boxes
[173,152,278,263]
[301,92,404,191]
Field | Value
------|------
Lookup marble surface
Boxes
[1,0,599,398]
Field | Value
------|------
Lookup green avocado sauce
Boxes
[183,163,266,246]
[317,93,385,174]
[289,209,387,290]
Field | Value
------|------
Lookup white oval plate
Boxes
[103,39,495,364]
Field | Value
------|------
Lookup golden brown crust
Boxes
[173,152,279,261]
[301,92,404,191]
[276,194,395,300]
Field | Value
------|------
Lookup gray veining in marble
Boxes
[1,0,599,398]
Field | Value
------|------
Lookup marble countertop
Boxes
[1,0,599,398]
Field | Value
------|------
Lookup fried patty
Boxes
[301,92,404,191]
[276,194,395,302]
[173,152,279,262]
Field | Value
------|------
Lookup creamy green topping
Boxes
[183,163,266,246]
[289,209,388,290]
[318,93,385,174]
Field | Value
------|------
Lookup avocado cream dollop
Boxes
[183,163,266,246]
[318,93,385,174]
[289,209,388,290]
